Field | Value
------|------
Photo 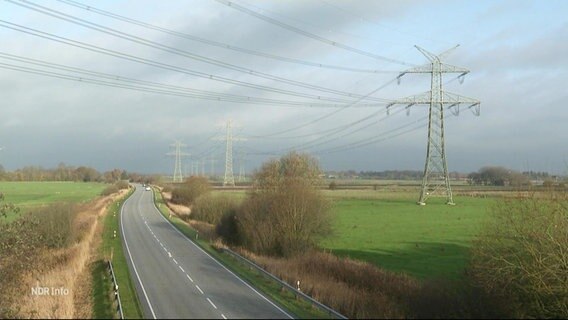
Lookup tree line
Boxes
[0,163,160,184]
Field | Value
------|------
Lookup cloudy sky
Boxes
[1,0,567,176]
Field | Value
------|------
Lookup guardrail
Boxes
[220,248,348,319]
[107,260,124,319]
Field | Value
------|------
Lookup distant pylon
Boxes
[387,45,480,205]
[238,150,246,182]
[214,120,246,187]
[166,141,189,183]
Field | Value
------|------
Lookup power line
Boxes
[214,0,414,66]
[56,0,398,74]
[6,0,391,103]
[0,52,386,108]
[0,20,385,105]
[247,77,398,138]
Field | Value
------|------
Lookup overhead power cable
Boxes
[56,0,397,74]
[0,20,386,105]
[0,52,385,108]
[246,77,398,138]
[214,0,415,67]
[7,0,390,103]
[312,113,457,155]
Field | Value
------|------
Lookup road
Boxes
[120,184,292,319]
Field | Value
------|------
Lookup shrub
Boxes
[236,152,331,257]
[329,181,337,190]
[216,210,240,245]
[115,180,129,190]
[100,185,119,196]
[191,194,237,225]
[171,176,210,206]
[469,191,568,318]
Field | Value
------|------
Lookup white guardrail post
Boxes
[221,248,348,319]
[108,260,124,319]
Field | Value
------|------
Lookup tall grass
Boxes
[0,192,121,318]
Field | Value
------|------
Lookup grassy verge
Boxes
[93,188,143,319]
[152,188,330,319]
[91,260,114,319]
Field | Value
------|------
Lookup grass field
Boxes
[210,185,498,280]
[0,181,106,220]
[320,190,496,280]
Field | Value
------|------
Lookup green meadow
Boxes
[320,189,496,280]
[210,185,498,280]
[0,181,106,221]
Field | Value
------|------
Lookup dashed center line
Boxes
[195,285,204,295]
[140,202,228,319]
[207,298,217,309]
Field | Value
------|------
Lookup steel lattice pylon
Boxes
[224,120,235,186]
[214,120,246,187]
[166,141,189,183]
[387,45,480,205]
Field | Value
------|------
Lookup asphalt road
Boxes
[120,184,292,319]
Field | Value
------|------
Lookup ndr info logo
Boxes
[31,282,69,296]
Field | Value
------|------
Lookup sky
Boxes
[0,0,567,176]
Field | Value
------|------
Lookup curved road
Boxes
[120,184,292,319]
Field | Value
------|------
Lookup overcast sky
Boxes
[1,0,567,176]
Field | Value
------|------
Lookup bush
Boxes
[100,185,119,196]
[191,194,237,225]
[171,176,210,206]
[236,152,331,257]
[329,181,337,190]
[469,191,568,318]
[115,180,129,190]
[216,210,240,245]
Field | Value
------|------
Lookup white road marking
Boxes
[179,266,185,272]
[186,274,193,282]
[152,203,294,319]
[173,258,178,264]
[195,285,204,294]
[221,314,227,319]
[163,247,167,252]
[206,298,217,309]
[121,192,157,319]
[168,252,172,258]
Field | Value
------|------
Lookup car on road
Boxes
[145,186,151,191]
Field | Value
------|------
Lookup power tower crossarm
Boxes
[213,120,247,187]
[389,45,480,205]
[166,141,190,183]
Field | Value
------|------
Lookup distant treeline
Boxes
[328,170,467,180]
[0,163,159,183]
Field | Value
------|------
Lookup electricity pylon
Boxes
[214,120,246,187]
[238,150,246,182]
[387,45,480,205]
[166,141,190,183]
[207,157,217,178]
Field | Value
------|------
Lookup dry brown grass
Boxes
[237,248,419,318]
[9,190,127,319]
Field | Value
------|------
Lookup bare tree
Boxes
[235,152,330,257]
[469,191,568,318]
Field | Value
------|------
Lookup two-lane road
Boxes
[120,184,292,319]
